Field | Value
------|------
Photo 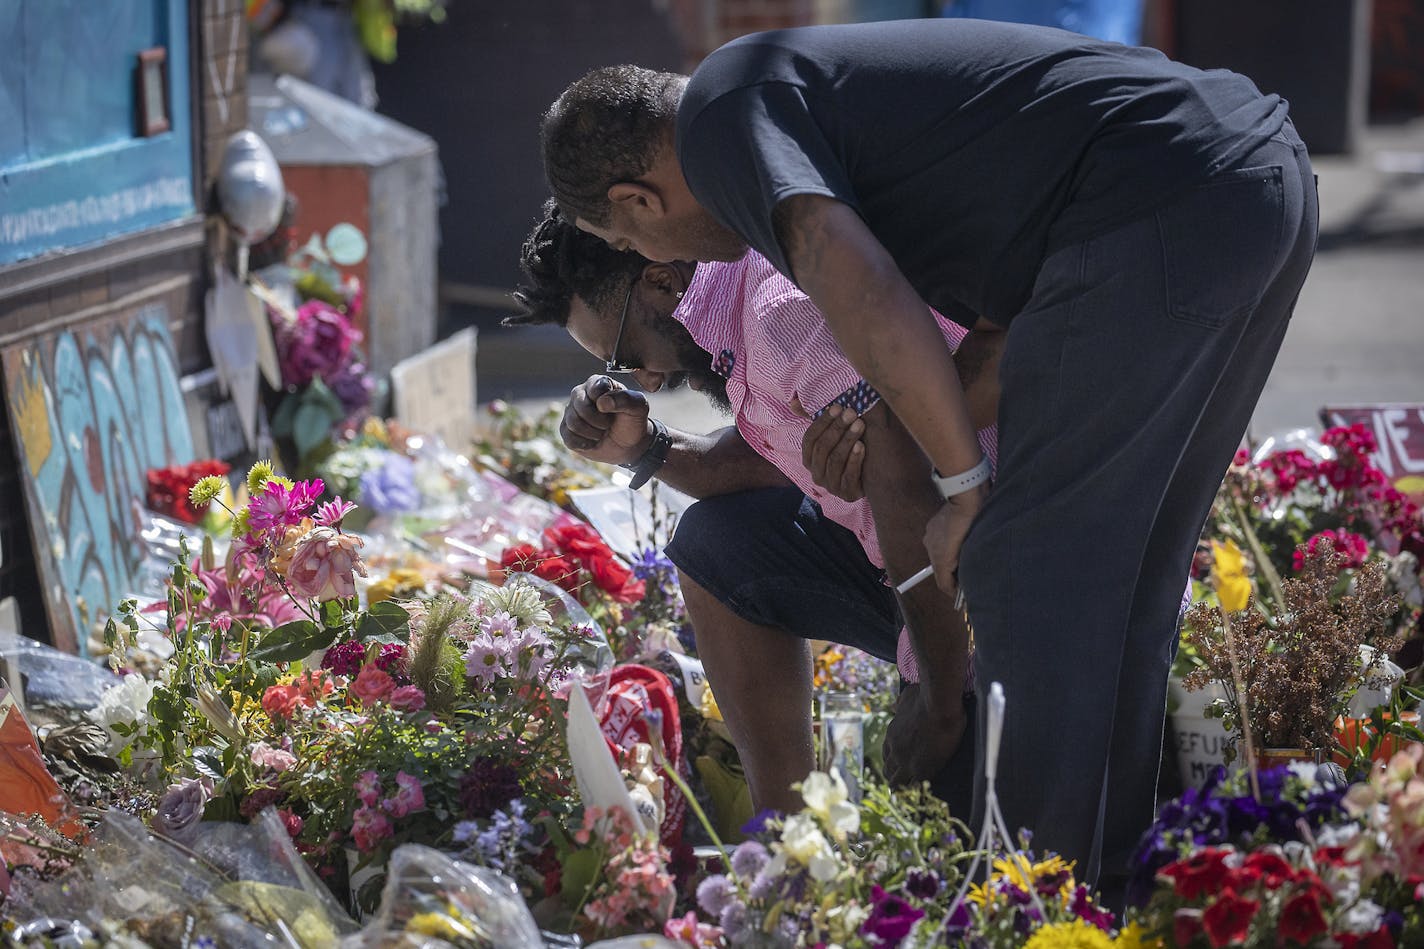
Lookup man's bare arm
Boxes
[559,374,791,499]
[774,194,986,477]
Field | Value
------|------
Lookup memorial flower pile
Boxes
[82,463,601,912]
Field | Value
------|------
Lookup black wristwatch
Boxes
[621,418,672,490]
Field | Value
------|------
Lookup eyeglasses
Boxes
[604,281,639,374]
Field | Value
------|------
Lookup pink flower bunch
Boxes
[350,769,427,852]
[249,741,297,773]
[1343,743,1424,883]
[577,806,676,934]
[1294,529,1370,571]
[247,478,324,546]
[275,299,363,390]
[179,548,306,631]
[1262,449,1321,495]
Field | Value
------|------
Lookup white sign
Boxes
[391,328,478,450]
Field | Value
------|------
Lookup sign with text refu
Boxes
[1320,404,1424,504]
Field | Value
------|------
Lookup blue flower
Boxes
[359,453,419,514]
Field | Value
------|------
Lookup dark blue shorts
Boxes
[663,486,901,663]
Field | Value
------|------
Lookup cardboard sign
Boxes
[1320,404,1424,503]
[391,328,477,451]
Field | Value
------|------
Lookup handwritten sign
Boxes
[1320,404,1424,503]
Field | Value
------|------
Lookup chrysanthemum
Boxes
[1022,919,1116,949]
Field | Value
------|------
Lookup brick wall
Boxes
[664,0,816,68]
[0,0,248,648]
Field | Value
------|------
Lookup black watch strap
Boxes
[624,418,672,490]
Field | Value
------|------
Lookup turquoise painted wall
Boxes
[0,0,194,265]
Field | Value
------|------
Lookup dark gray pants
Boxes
[957,124,1318,890]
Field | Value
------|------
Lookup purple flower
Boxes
[464,634,514,684]
[696,874,736,916]
[359,454,419,515]
[458,757,522,819]
[905,867,941,900]
[275,300,361,388]
[328,359,374,415]
[730,840,769,878]
[861,885,924,946]
[471,800,532,871]
[152,777,213,845]
[322,641,407,679]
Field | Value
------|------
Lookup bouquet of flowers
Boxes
[1197,424,1423,656]
[1127,755,1424,947]
[684,771,1118,948]
[266,273,376,470]
[1180,537,1407,763]
[90,462,598,913]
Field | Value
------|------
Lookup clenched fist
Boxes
[559,375,654,466]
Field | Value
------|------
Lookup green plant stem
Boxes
[649,742,733,877]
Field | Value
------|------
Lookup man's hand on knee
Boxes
[883,682,967,787]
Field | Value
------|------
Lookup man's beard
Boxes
[664,368,732,415]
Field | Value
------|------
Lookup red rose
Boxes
[1239,851,1295,890]
[1279,890,1329,944]
[501,544,543,570]
[1161,848,1232,900]
[1202,890,1258,948]
[589,555,646,603]
[532,555,580,593]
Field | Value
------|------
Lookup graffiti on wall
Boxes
[2,305,193,653]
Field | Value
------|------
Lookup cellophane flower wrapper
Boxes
[341,844,544,949]
[7,808,355,947]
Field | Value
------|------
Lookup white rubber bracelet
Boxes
[932,454,992,499]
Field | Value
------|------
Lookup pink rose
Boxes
[389,684,426,712]
[382,771,426,819]
[354,770,382,807]
[283,526,367,602]
[350,666,395,705]
[249,741,297,773]
[351,804,393,853]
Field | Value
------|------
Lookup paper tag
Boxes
[669,651,708,708]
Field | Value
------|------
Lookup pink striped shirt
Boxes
[671,251,998,571]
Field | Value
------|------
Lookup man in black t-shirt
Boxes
[540,20,1318,894]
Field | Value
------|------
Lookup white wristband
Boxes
[932,454,992,499]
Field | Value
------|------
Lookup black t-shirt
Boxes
[676,19,1287,328]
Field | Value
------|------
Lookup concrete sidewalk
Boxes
[486,118,1424,442]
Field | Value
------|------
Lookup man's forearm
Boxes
[651,424,794,499]
[859,405,970,710]
[776,194,985,478]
